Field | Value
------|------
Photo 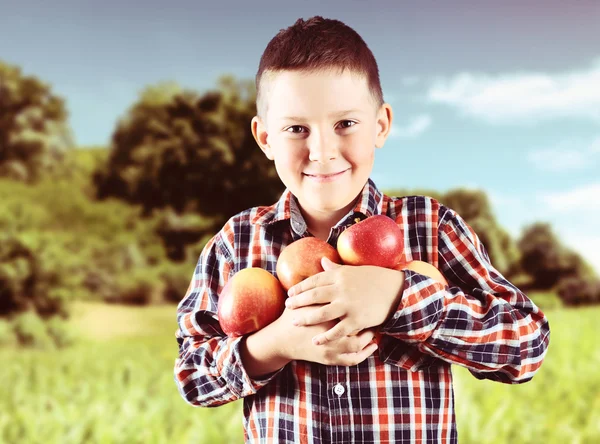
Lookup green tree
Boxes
[94,76,283,243]
[0,60,73,182]
[518,222,596,290]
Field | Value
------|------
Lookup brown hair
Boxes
[255,16,384,118]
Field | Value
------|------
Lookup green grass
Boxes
[0,303,243,444]
[1,303,598,444]
[453,306,600,443]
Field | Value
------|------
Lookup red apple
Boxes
[217,268,286,337]
[394,260,448,286]
[337,215,403,268]
[276,237,342,291]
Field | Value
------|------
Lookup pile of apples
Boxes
[218,215,448,337]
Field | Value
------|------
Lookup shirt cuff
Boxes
[216,335,284,398]
[380,269,446,343]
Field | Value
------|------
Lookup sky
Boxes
[2,0,600,273]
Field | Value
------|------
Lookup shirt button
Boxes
[333,384,345,396]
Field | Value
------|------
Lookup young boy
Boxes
[174,16,550,443]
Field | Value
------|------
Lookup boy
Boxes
[174,16,550,443]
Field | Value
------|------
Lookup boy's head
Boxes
[251,17,393,223]
[255,16,384,120]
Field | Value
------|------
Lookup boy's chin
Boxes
[302,195,353,214]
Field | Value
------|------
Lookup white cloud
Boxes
[527,136,600,172]
[390,114,432,138]
[540,183,600,212]
[427,58,600,124]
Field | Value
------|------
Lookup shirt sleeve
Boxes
[379,205,551,384]
[173,231,282,407]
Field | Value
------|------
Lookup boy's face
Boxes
[252,69,392,220]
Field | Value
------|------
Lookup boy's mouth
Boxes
[302,169,349,182]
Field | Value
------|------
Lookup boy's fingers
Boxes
[341,342,378,366]
[288,271,335,297]
[357,329,376,348]
[312,320,351,345]
[293,304,343,327]
[285,287,331,309]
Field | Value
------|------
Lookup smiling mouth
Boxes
[302,169,349,183]
[303,169,349,178]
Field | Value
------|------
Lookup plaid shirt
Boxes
[174,179,550,444]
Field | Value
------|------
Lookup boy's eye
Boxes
[338,120,356,129]
[286,125,307,134]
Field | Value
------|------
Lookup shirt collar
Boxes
[251,178,384,229]
[349,177,384,220]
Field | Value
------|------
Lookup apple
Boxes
[217,267,286,337]
[337,215,403,268]
[394,260,448,286]
[276,237,342,291]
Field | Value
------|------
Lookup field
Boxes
[1,302,599,444]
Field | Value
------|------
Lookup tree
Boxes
[518,222,596,290]
[0,60,73,182]
[94,76,284,239]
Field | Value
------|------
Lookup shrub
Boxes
[107,268,162,305]
[0,319,17,347]
[46,316,78,348]
[0,232,69,319]
[557,277,600,306]
[157,260,194,304]
[11,311,56,349]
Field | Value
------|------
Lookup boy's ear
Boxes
[375,103,393,148]
[251,116,274,160]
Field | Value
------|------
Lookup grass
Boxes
[1,302,599,443]
[0,303,243,444]
[453,306,600,443]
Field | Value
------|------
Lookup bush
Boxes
[557,277,600,306]
[0,319,17,347]
[4,312,76,349]
[0,176,174,309]
[46,316,78,348]
[107,268,162,305]
[11,311,56,349]
[157,260,195,304]
[527,291,564,311]
[0,232,69,319]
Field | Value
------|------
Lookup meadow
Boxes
[1,301,598,444]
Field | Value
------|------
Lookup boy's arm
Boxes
[379,206,551,384]
[173,234,284,408]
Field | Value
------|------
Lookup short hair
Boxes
[255,16,384,119]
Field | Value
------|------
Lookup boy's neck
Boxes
[299,199,359,241]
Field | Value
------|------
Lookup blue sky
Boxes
[2,0,600,272]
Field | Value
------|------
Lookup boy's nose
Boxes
[307,131,339,163]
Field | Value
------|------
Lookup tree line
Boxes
[0,59,598,346]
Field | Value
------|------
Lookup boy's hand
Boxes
[285,257,405,345]
[272,306,379,366]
